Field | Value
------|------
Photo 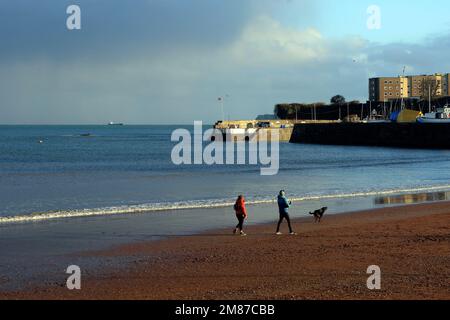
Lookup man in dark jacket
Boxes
[276,190,296,235]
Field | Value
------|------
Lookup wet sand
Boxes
[1,201,449,300]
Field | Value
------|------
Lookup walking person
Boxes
[276,190,296,235]
[233,195,247,236]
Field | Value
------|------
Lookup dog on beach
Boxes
[309,207,328,223]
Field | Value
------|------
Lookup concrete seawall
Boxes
[214,127,293,142]
[214,120,339,142]
[290,123,450,149]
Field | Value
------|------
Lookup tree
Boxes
[274,104,291,119]
[274,103,307,120]
[420,78,439,102]
[331,95,346,105]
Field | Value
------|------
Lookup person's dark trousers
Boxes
[276,212,293,233]
[236,214,245,231]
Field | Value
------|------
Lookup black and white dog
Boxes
[309,207,328,223]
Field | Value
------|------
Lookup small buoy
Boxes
[38,140,44,144]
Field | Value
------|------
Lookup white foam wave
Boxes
[1,184,450,225]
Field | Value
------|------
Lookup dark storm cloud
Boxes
[367,32,450,75]
[0,0,256,62]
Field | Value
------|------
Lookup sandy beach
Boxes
[1,201,449,300]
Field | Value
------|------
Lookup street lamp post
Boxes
[218,94,231,122]
[218,96,225,122]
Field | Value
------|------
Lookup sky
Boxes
[2,0,450,124]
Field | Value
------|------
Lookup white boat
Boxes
[108,122,124,126]
[417,106,450,123]
[416,80,450,123]
[362,119,391,123]
[362,114,391,123]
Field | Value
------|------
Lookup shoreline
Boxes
[3,184,450,225]
[1,201,449,300]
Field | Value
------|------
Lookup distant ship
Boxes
[108,122,124,126]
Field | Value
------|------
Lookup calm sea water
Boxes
[1,125,450,221]
[2,125,450,290]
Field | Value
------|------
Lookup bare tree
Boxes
[420,78,440,102]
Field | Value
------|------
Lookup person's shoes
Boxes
[233,228,237,235]
[289,232,297,235]
[240,231,247,236]
[275,232,282,235]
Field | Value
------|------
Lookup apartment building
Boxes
[369,73,450,102]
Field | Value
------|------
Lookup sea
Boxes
[1,124,450,290]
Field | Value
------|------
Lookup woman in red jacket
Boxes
[233,195,247,236]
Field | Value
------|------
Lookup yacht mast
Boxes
[401,66,406,110]
[428,83,432,113]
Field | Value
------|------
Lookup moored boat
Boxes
[417,106,450,123]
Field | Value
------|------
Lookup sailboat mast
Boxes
[401,66,406,110]
[429,83,432,113]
